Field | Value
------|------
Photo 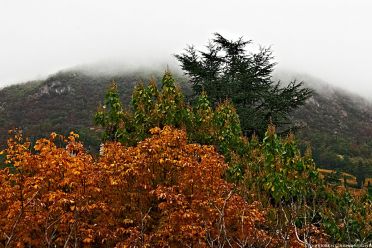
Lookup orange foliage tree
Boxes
[0,127,274,247]
[0,130,106,247]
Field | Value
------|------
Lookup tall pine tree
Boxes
[175,33,312,137]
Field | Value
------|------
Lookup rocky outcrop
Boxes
[30,80,72,100]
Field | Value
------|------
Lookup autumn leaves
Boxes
[1,126,270,247]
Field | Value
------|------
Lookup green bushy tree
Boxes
[94,82,130,142]
[244,126,371,245]
[251,125,321,204]
[94,71,245,159]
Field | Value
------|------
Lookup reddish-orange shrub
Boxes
[1,127,273,247]
[0,130,107,247]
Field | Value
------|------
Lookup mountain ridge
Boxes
[0,68,371,178]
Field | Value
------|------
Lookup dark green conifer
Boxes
[175,33,312,137]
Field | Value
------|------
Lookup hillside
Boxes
[277,73,372,180]
[0,69,371,178]
[0,69,190,152]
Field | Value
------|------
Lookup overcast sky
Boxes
[1,0,372,99]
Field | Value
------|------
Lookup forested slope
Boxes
[0,69,371,178]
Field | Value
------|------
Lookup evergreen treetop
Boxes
[175,33,312,137]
